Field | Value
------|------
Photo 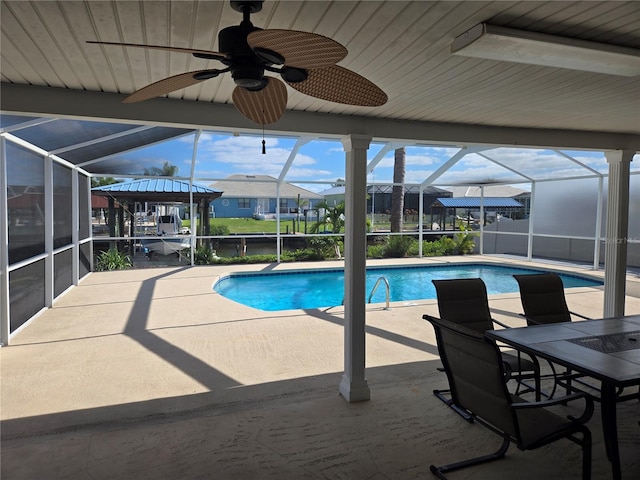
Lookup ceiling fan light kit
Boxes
[88,0,387,126]
[452,23,640,77]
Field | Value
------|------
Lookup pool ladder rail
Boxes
[369,276,391,310]
[324,276,390,312]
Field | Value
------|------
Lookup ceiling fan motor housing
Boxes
[219,24,266,89]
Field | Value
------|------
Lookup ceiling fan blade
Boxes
[287,65,387,107]
[87,41,227,61]
[123,70,221,103]
[232,77,288,125]
[247,30,347,69]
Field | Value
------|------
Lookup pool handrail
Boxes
[369,276,390,310]
[324,276,390,312]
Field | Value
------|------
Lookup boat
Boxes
[141,213,192,256]
[141,236,192,256]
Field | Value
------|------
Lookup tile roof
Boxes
[209,175,323,199]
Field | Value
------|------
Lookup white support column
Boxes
[276,183,281,261]
[44,155,54,307]
[418,186,424,257]
[71,168,79,285]
[87,175,94,272]
[603,150,634,318]
[479,186,485,254]
[189,131,201,267]
[593,177,604,270]
[339,134,372,403]
[527,182,536,261]
[0,136,9,345]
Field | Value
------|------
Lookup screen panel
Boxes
[7,142,45,264]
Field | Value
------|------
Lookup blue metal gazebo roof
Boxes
[92,178,222,202]
[431,197,523,209]
[93,178,219,195]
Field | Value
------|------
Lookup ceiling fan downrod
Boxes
[221,1,267,89]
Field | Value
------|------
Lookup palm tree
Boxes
[453,220,476,254]
[143,161,178,177]
[308,200,346,258]
[310,200,345,234]
[390,147,405,232]
[295,194,309,233]
[91,177,120,188]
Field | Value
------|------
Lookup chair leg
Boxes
[526,357,541,401]
[429,436,510,479]
[565,427,592,480]
[511,355,541,401]
[581,429,592,480]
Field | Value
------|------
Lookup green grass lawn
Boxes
[184,217,424,234]
[184,217,298,234]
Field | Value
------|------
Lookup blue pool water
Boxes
[213,263,603,311]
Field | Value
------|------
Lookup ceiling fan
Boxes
[87,0,387,126]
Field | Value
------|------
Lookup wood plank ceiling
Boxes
[1,1,639,139]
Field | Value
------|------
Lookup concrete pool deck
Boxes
[2,255,639,479]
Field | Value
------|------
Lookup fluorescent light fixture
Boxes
[451,23,640,77]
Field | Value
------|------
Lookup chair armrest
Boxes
[518,313,544,325]
[512,392,586,409]
[520,312,591,324]
[569,310,591,321]
[512,392,594,423]
[490,318,511,329]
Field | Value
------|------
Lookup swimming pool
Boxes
[212,263,603,311]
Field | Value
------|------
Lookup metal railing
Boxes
[368,276,390,310]
[323,276,391,312]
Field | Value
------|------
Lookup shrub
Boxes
[453,222,476,254]
[308,236,341,259]
[422,237,458,256]
[95,248,132,271]
[290,248,325,261]
[367,244,386,258]
[194,245,218,265]
[368,235,387,245]
[210,224,230,236]
[383,235,414,258]
[212,254,280,264]
[407,239,421,257]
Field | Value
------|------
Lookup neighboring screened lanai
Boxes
[1,1,639,402]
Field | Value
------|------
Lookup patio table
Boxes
[487,315,640,480]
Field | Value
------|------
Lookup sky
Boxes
[104,130,633,194]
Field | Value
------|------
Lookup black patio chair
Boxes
[431,278,541,420]
[513,273,590,326]
[513,273,638,402]
[423,314,594,480]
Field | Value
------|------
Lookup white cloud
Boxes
[286,166,334,178]
[192,134,350,182]
[133,133,609,187]
[478,149,597,178]
[373,147,459,169]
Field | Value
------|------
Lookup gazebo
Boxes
[92,178,222,248]
[429,197,524,230]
